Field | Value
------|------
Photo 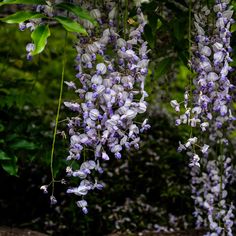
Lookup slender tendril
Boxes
[50,31,68,196]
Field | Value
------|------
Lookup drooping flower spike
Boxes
[171,0,235,234]
[64,2,150,213]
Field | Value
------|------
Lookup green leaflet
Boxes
[54,16,87,35]
[0,0,46,6]
[0,151,18,176]
[1,156,18,176]
[10,140,38,150]
[0,11,45,24]
[0,123,4,132]
[155,58,173,78]
[55,3,98,26]
[0,150,11,160]
[31,24,51,55]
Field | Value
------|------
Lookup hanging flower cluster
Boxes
[171,0,235,167]
[191,156,235,235]
[171,0,235,234]
[193,0,235,140]
[190,2,236,234]
[64,2,149,213]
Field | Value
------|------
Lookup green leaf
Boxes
[54,16,87,35]
[155,58,172,78]
[0,0,46,6]
[144,24,154,49]
[1,156,18,176]
[0,150,11,160]
[31,24,51,55]
[0,123,4,132]
[173,20,183,42]
[55,3,97,26]
[231,23,236,33]
[10,140,37,150]
[0,11,44,24]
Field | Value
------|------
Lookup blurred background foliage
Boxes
[0,0,236,235]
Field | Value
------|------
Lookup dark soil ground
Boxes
[108,229,206,236]
[0,227,207,236]
[0,227,47,236]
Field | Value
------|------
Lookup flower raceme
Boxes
[191,156,235,235]
[171,0,235,234]
[64,3,150,213]
[170,0,235,168]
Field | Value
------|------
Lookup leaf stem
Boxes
[50,30,68,196]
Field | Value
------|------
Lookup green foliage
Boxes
[155,58,173,79]
[54,16,88,35]
[55,2,98,26]
[0,150,11,160]
[10,140,38,150]
[0,0,46,6]
[0,1,91,56]
[1,156,18,176]
[0,23,75,178]
[0,123,4,132]
[31,24,51,55]
[0,11,45,23]
[0,150,18,176]
[0,134,38,175]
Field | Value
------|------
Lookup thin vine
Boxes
[49,30,68,201]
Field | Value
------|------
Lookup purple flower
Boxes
[64,81,77,90]
[19,22,26,31]
[50,195,57,205]
[172,1,235,233]
[102,152,109,161]
[77,200,88,214]
[64,5,149,213]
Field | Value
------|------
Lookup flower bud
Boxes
[96,63,107,75]
[90,9,101,19]
[91,75,103,85]
[89,109,100,120]
[102,152,109,160]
